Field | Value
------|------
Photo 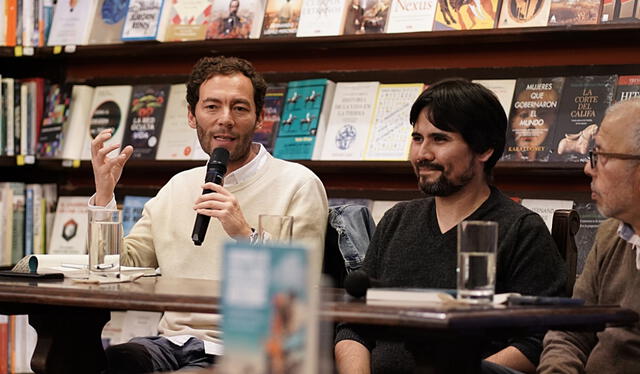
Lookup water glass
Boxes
[457,220,498,303]
[87,208,122,278]
[258,215,294,244]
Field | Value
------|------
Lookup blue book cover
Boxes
[122,195,152,236]
[273,79,334,160]
[220,241,317,373]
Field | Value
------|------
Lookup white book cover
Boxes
[22,0,34,47]
[47,0,98,45]
[311,81,337,160]
[472,79,517,116]
[119,311,162,343]
[121,0,165,41]
[81,85,133,160]
[521,198,574,232]
[385,0,437,33]
[48,196,89,255]
[206,0,267,39]
[296,0,350,37]
[371,200,401,223]
[364,83,424,161]
[155,84,198,160]
[2,78,14,156]
[60,85,95,161]
[156,0,213,42]
[0,184,13,266]
[319,81,379,160]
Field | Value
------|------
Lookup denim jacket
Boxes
[328,204,376,272]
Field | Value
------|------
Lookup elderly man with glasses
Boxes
[538,98,640,374]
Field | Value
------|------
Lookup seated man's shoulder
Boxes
[272,158,322,181]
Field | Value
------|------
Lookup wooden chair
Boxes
[551,209,581,296]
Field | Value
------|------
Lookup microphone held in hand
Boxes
[344,269,383,298]
[191,147,230,246]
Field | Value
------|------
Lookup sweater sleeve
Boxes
[537,229,603,374]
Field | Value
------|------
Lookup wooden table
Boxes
[0,278,635,374]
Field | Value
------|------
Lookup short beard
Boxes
[418,163,475,197]
[195,121,254,162]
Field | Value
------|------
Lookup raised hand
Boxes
[91,129,133,206]
[193,182,252,239]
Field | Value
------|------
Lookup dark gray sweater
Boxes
[335,187,568,373]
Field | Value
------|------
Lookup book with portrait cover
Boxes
[547,0,600,25]
[363,83,424,161]
[472,79,517,116]
[386,0,437,33]
[319,81,380,160]
[81,85,133,161]
[219,241,318,374]
[600,0,640,22]
[272,79,336,160]
[121,84,171,160]
[37,84,72,159]
[88,0,129,44]
[253,83,287,154]
[205,0,266,39]
[614,75,640,103]
[433,0,500,30]
[261,0,304,36]
[296,0,350,36]
[156,0,213,41]
[551,75,617,163]
[498,0,552,28]
[502,77,565,162]
[121,0,165,41]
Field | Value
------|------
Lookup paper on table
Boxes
[13,254,158,278]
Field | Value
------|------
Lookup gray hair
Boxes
[605,98,640,153]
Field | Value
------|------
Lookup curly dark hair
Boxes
[186,56,268,117]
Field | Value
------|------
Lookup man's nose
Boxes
[218,107,234,127]
[584,160,594,177]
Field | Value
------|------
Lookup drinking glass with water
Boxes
[87,208,122,278]
[457,220,498,304]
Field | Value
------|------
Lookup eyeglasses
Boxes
[589,150,640,169]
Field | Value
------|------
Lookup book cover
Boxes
[272,79,336,160]
[252,83,287,154]
[219,241,318,374]
[386,0,437,33]
[574,202,606,275]
[371,200,401,223]
[547,0,600,25]
[0,186,13,266]
[498,0,552,27]
[520,198,574,231]
[296,0,350,37]
[363,83,424,161]
[319,81,380,160]
[502,77,565,162]
[354,0,392,33]
[60,85,95,161]
[42,183,58,253]
[48,196,89,255]
[121,0,165,41]
[121,84,171,160]
[601,0,640,21]
[156,0,213,41]
[1,182,25,264]
[81,85,133,160]
[552,75,617,162]
[46,0,97,45]
[261,0,304,36]
[433,0,499,30]
[206,0,266,39]
[88,0,129,44]
[472,79,517,116]
[2,78,15,156]
[156,83,201,160]
[122,195,152,236]
[614,75,640,102]
[37,84,72,158]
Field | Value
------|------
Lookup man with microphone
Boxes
[335,79,567,374]
[89,56,328,372]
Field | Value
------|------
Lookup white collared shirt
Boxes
[617,222,640,270]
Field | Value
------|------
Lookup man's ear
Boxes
[478,148,494,163]
[187,105,196,129]
[254,110,265,130]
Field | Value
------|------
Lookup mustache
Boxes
[416,160,445,171]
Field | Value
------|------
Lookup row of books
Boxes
[1,0,639,49]
[0,74,638,163]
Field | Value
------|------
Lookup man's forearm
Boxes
[335,340,371,374]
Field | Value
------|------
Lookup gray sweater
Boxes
[539,218,640,374]
[336,187,567,373]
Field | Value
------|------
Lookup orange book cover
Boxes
[5,0,17,46]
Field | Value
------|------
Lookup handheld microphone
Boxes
[344,270,383,298]
[191,147,230,246]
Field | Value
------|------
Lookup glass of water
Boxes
[457,220,498,304]
[87,208,122,279]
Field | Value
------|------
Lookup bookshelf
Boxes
[1,24,636,201]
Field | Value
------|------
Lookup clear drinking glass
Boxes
[258,214,294,244]
[87,208,122,278]
[457,220,498,304]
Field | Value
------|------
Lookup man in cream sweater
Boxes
[90,56,328,372]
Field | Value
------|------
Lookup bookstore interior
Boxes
[0,0,640,371]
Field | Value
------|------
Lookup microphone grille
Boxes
[210,147,230,165]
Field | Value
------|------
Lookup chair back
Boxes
[551,209,580,295]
